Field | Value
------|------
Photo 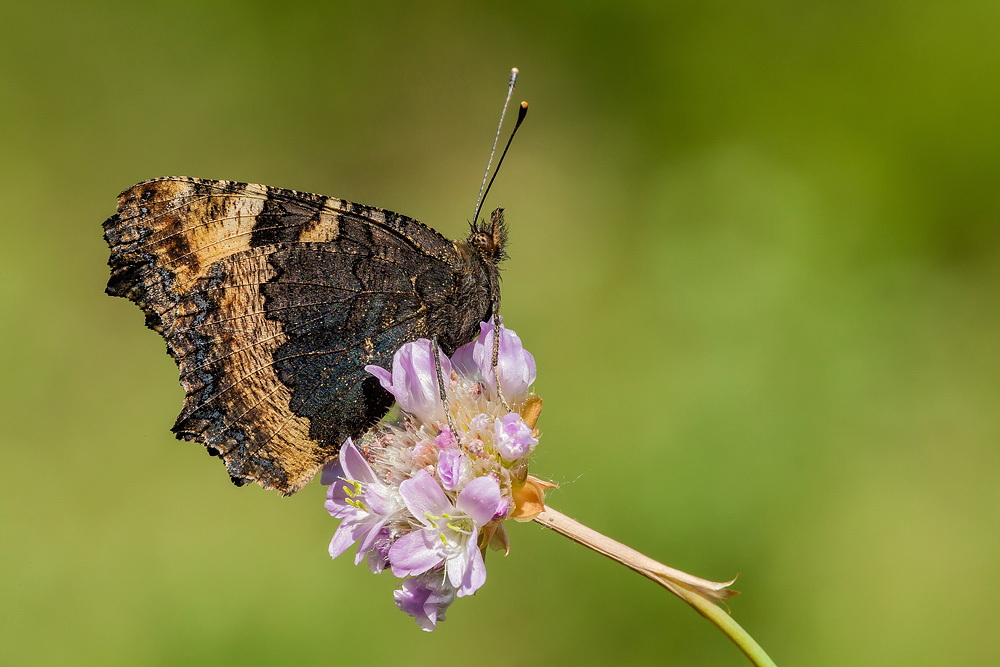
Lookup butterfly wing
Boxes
[104,177,467,494]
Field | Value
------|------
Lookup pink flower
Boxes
[494,413,538,463]
[436,448,467,491]
[389,471,501,596]
[324,318,543,630]
[453,318,536,403]
[365,339,452,422]
[393,573,456,632]
[324,440,403,566]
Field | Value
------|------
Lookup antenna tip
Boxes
[511,67,519,76]
[516,101,528,124]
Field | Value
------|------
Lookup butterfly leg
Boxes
[432,337,460,437]
[491,310,513,413]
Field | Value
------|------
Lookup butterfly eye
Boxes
[470,232,494,253]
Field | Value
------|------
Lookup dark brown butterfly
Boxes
[104,177,507,494]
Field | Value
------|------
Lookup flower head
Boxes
[324,319,543,630]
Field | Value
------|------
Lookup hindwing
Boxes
[104,177,467,494]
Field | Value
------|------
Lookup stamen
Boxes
[445,521,472,536]
[346,498,367,511]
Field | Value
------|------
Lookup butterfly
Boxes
[104,177,506,494]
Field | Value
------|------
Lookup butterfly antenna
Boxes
[479,100,528,220]
[472,68,519,225]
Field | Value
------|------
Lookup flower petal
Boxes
[394,575,456,632]
[363,484,397,516]
[494,413,538,462]
[470,319,536,402]
[328,516,369,559]
[320,459,343,486]
[394,340,452,420]
[356,517,389,563]
[456,475,502,526]
[451,339,477,376]
[339,439,377,484]
[366,528,392,574]
[325,480,362,519]
[399,469,452,521]
[457,545,487,597]
[389,530,444,577]
[394,577,434,629]
[364,364,393,393]
[436,448,464,491]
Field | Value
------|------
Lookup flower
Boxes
[323,319,543,630]
[494,412,538,463]
[433,428,457,449]
[393,572,457,632]
[365,339,452,422]
[453,318,536,404]
[324,440,402,566]
[389,470,500,596]
[436,448,467,491]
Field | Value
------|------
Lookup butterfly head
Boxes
[468,207,508,265]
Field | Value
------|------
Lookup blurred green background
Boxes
[2,2,998,665]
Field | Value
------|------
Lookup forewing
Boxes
[104,177,461,494]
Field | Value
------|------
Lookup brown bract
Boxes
[511,475,558,521]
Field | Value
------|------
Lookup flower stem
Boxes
[533,506,776,667]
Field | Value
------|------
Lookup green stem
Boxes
[532,507,776,667]
[664,578,776,667]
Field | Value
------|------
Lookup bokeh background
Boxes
[2,2,998,665]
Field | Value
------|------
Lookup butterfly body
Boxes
[104,177,506,494]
